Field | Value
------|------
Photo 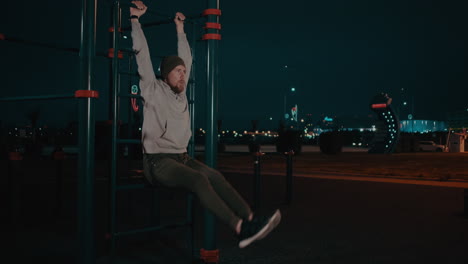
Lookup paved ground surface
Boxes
[5,152,468,264]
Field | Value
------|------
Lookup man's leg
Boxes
[143,154,240,230]
[184,157,252,221]
[182,156,282,248]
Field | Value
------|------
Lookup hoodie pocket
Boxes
[158,119,191,149]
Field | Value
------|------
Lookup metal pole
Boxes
[78,0,97,262]
[253,152,263,210]
[285,151,293,204]
[464,189,468,217]
[109,0,121,256]
[204,0,220,255]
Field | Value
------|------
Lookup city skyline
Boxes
[1,0,467,131]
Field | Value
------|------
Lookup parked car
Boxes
[418,141,446,152]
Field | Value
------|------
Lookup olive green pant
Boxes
[143,153,252,230]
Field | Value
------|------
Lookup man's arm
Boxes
[174,12,192,88]
[130,1,156,89]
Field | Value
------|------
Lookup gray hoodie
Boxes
[131,20,193,154]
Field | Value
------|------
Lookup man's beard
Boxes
[170,82,185,94]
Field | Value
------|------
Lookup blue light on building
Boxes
[400,120,447,133]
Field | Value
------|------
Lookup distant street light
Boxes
[283,87,296,120]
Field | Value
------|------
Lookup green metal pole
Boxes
[109,0,121,256]
[204,0,220,254]
[78,0,97,262]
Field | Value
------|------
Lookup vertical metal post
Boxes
[253,152,263,210]
[53,149,65,216]
[7,151,22,227]
[78,0,97,262]
[464,189,468,217]
[109,0,121,256]
[285,151,294,204]
[204,0,220,254]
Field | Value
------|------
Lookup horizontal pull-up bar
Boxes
[0,35,79,54]
[0,34,113,58]
[121,14,202,31]
[119,2,203,22]
[118,93,142,99]
[0,90,99,102]
[0,93,75,102]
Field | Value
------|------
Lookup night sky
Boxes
[1,0,467,130]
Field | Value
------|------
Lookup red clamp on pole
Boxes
[371,103,387,109]
[104,120,122,126]
[53,150,66,160]
[108,48,124,59]
[8,151,23,161]
[204,22,221,30]
[202,8,222,16]
[200,249,219,264]
[0,33,5,40]
[75,90,100,98]
[108,27,123,33]
[202,33,221,40]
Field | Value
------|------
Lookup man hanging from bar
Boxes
[129,0,281,249]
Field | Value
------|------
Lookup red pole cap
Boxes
[202,33,221,40]
[108,27,123,33]
[202,8,222,16]
[9,151,23,161]
[108,48,124,59]
[53,151,66,160]
[204,22,221,30]
[200,249,219,263]
[74,90,99,98]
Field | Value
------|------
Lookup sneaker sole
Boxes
[239,209,282,249]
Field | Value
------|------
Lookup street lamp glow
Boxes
[291,87,295,92]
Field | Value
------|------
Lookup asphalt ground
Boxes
[4,154,468,264]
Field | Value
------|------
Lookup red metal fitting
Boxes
[131,98,139,112]
[0,33,5,40]
[8,151,23,161]
[200,248,219,263]
[253,152,265,157]
[108,27,123,33]
[204,22,221,30]
[74,90,99,98]
[202,33,221,40]
[202,9,222,16]
[371,103,387,109]
[108,48,124,59]
[53,151,66,160]
[104,120,123,125]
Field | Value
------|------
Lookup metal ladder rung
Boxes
[117,139,141,144]
[114,221,192,237]
[116,183,147,190]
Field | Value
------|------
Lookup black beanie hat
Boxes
[160,55,185,79]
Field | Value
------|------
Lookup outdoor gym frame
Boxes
[1,0,222,263]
